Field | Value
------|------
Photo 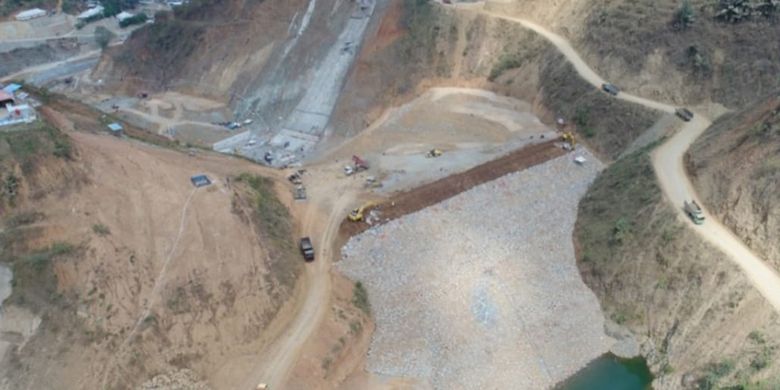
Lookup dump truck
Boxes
[300,237,315,261]
[601,83,620,96]
[675,108,694,122]
[684,200,705,225]
[348,201,379,222]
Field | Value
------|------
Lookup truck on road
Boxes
[684,200,705,225]
[675,108,694,122]
[300,237,315,261]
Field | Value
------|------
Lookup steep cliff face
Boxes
[575,145,780,390]
[689,94,780,269]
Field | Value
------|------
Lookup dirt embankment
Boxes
[339,140,565,238]
[688,94,780,270]
[0,98,304,389]
[575,145,780,389]
[331,0,659,160]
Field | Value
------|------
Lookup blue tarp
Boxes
[107,123,123,131]
[3,84,22,94]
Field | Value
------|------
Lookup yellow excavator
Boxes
[348,201,380,222]
[561,131,576,148]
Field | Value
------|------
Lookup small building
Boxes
[0,91,14,108]
[0,104,36,127]
[77,6,104,20]
[107,122,123,136]
[190,174,211,187]
[15,8,47,21]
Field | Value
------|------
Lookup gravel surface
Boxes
[339,150,613,389]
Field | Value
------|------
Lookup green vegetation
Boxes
[576,142,662,265]
[488,52,524,81]
[697,359,735,390]
[119,13,147,28]
[92,223,111,236]
[235,174,293,248]
[6,211,44,228]
[94,26,115,50]
[352,281,371,315]
[0,237,76,313]
[0,121,73,174]
[675,0,695,29]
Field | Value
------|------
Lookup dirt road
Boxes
[463,3,780,311]
[243,185,357,389]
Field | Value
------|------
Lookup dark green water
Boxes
[556,354,653,390]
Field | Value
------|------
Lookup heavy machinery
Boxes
[426,149,443,158]
[601,83,620,96]
[344,155,369,176]
[675,108,694,122]
[299,237,315,261]
[561,132,576,148]
[348,201,379,222]
[684,200,705,225]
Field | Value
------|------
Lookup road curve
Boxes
[475,6,780,311]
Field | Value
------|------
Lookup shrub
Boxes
[92,223,111,236]
[95,26,115,50]
[352,281,371,315]
[675,0,695,29]
[119,13,148,28]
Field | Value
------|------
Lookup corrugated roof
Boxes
[0,90,14,102]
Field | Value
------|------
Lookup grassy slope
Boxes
[576,0,780,108]
[576,144,780,389]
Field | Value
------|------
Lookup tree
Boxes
[675,0,695,29]
[94,26,115,50]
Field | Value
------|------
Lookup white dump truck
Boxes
[684,200,705,225]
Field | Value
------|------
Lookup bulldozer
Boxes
[348,201,380,222]
[425,149,443,158]
[561,131,576,149]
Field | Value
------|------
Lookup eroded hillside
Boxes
[689,94,780,269]
[575,144,780,389]
[0,96,303,389]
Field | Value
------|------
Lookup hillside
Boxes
[575,144,780,390]
[688,93,780,269]
[331,0,660,160]
[490,0,780,108]
[0,97,303,389]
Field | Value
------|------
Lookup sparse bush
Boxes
[488,52,523,81]
[92,223,111,236]
[675,0,695,29]
[95,26,115,50]
[352,281,371,315]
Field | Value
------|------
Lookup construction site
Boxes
[1,0,779,389]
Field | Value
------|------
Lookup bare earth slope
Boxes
[0,105,302,389]
[689,94,780,269]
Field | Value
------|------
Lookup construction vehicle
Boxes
[561,131,576,148]
[348,201,379,222]
[352,155,369,171]
[426,149,443,158]
[299,237,315,261]
[675,108,694,122]
[344,155,369,176]
[256,383,268,390]
[684,200,705,225]
[601,83,620,96]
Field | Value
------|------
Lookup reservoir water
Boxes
[557,353,653,390]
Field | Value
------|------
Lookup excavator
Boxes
[561,131,576,148]
[348,201,380,222]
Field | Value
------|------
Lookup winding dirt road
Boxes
[474,5,780,312]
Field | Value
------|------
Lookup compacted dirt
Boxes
[340,140,565,238]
